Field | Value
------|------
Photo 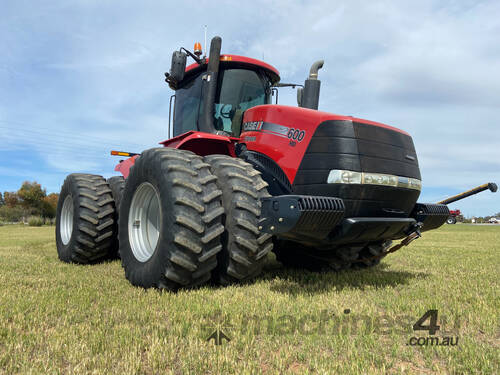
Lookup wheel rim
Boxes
[128,182,161,262]
[60,195,74,245]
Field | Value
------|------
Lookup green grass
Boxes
[0,225,498,374]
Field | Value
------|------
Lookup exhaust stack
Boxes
[199,36,222,133]
[300,60,324,110]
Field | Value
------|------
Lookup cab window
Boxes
[173,73,203,136]
[214,69,270,134]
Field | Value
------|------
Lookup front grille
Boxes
[354,122,420,179]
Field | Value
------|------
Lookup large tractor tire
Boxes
[273,240,391,271]
[205,155,273,285]
[56,173,116,264]
[107,176,125,212]
[107,176,125,258]
[119,148,224,290]
[446,216,457,224]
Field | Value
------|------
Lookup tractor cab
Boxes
[173,60,277,137]
[166,38,280,138]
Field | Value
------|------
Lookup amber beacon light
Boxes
[194,42,202,57]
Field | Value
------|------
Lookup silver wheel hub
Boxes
[128,182,161,262]
[60,195,74,245]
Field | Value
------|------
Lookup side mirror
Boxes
[297,87,303,107]
[169,51,187,83]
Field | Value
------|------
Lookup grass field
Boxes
[0,224,498,374]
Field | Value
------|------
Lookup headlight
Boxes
[327,169,421,191]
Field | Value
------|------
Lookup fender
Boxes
[160,131,238,156]
[115,131,238,178]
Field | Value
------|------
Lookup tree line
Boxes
[0,181,58,224]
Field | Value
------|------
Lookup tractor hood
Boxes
[240,104,421,217]
[240,104,415,183]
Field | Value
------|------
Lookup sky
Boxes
[1,0,499,217]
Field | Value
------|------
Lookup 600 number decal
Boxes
[287,128,306,142]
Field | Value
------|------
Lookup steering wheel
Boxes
[220,104,232,118]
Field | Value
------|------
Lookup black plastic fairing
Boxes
[293,119,421,217]
[241,150,292,196]
[411,203,450,232]
[259,194,449,248]
[259,195,345,240]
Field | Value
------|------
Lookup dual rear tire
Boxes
[56,174,116,264]
[55,149,272,291]
[118,150,272,289]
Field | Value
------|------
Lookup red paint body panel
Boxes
[240,105,409,184]
[185,54,280,78]
[186,55,280,84]
[114,155,138,179]
[449,209,461,216]
[160,131,238,156]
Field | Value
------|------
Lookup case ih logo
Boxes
[243,121,306,142]
[242,121,263,131]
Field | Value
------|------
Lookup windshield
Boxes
[214,69,270,135]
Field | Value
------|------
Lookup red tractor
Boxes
[447,210,461,224]
[55,36,496,290]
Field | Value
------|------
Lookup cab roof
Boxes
[184,54,280,84]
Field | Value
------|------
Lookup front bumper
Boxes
[259,195,449,247]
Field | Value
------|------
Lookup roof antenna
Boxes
[204,25,208,58]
